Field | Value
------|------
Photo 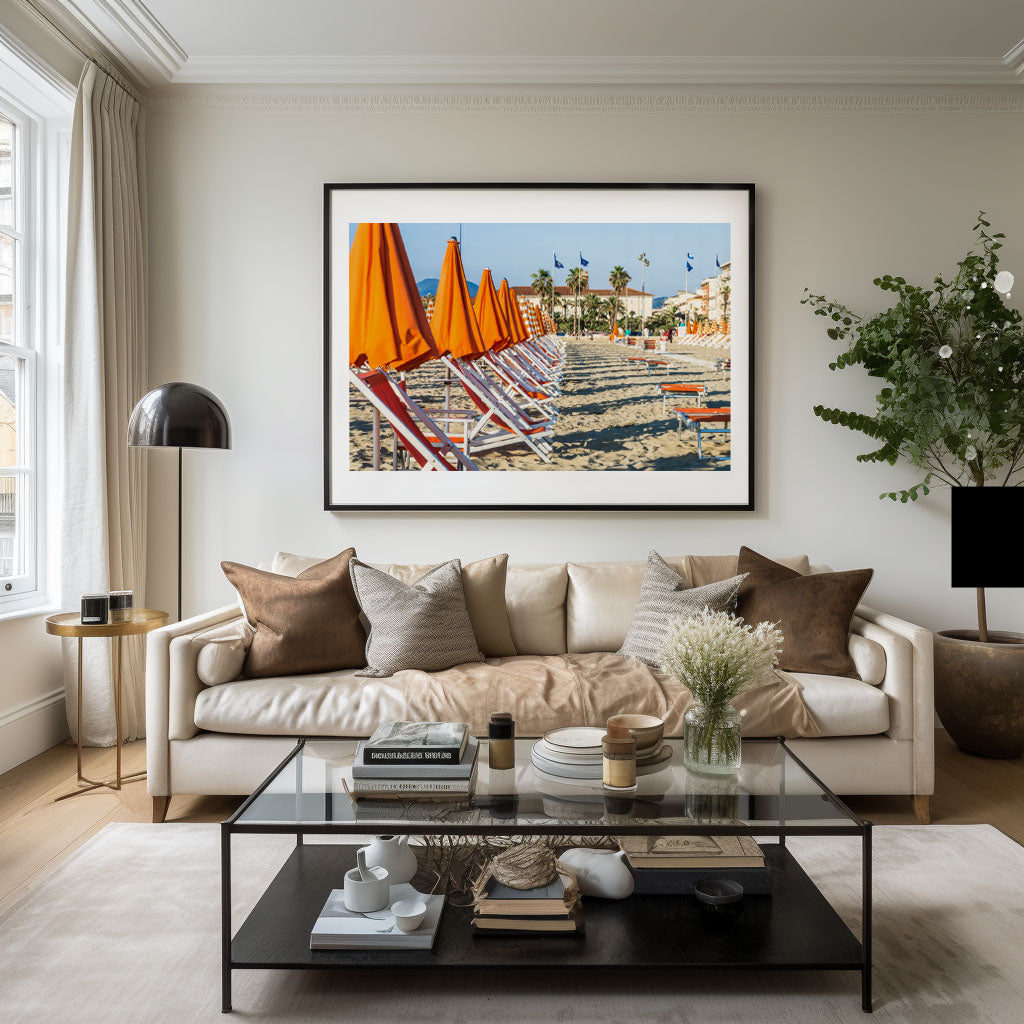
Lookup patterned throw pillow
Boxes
[618,550,746,668]
[349,558,485,677]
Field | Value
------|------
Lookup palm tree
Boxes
[582,293,603,333]
[600,297,617,334]
[566,267,587,337]
[531,268,554,316]
[608,266,631,335]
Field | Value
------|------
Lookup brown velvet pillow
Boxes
[735,546,873,676]
[221,548,367,679]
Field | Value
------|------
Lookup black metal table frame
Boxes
[220,737,872,1014]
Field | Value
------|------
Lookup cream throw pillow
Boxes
[271,551,517,658]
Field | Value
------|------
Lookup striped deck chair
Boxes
[481,351,559,414]
[441,355,556,462]
[673,406,731,461]
[660,382,707,415]
[349,368,477,470]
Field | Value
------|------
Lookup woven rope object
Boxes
[489,843,557,889]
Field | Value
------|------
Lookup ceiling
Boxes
[49,0,1024,87]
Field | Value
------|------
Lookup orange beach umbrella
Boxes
[497,278,529,348]
[473,268,512,353]
[430,238,488,361]
[349,222,438,372]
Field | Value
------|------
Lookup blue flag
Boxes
[579,252,589,267]
[687,251,695,260]
[686,261,693,273]
[553,254,564,269]
[715,252,721,269]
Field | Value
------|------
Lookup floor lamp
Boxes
[127,382,231,622]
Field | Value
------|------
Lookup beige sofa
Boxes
[145,554,935,823]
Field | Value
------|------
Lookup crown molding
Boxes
[1005,39,1024,78]
[40,0,185,83]
[170,54,1021,87]
[148,91,1024,116]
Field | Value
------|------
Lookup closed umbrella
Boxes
[473,268,512,353]
[497,278,529,349]
[349,222,438,372]
[430,238,487,360]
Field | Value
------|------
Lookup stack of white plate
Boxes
[530,727,672,781]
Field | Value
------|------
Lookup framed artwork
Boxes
[324,183,754,510]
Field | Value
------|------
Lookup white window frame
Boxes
[0,35,72,620]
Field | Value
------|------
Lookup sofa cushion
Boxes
[849,633,886,686]
[566,554,809,654]
[271,551,517,658]
[350,558,484,676]
[193,652,819,739]
[793,673,890,737]
[736,547,873,677]
[221,548,366,678]
[194,619,252,686]
[618,550,745,667]
[506,563,568,655]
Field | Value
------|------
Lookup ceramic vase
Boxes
[557,848,634,899]
[362,834,418,885]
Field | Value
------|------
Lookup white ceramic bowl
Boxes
[391,898,428,933]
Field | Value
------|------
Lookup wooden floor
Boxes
[1,729,1022,914]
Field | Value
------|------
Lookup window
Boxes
[0,110,37,596]
[0,49,71,615]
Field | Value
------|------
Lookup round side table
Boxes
[46,608,169,801]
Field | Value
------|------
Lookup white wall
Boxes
[145,91,1024,634]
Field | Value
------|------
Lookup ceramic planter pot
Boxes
[934,630,1024,758]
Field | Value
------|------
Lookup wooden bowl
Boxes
[606,714,664,751]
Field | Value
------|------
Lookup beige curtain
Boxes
[61,63,148,745]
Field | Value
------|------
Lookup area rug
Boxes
[1,823,1021,1023]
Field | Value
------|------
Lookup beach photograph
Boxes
[346,219,734,474]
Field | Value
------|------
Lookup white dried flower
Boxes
[995,270,1014,295]
[939,345,953,359]
[662,608,783,710]
[965,445,978,461]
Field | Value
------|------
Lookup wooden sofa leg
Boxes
[152,796,171,823]
[913,795,931,824]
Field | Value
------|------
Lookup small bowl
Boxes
[606,714,664,751]
[693,878,744,909]
[391,898,428,933]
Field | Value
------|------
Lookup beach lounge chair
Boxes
[349,367,478,471]
[481,350,558,415]
[673,406,731,461]
[441,355,557,462]
[660,382,707,415]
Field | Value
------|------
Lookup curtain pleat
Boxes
[62,64,148,745]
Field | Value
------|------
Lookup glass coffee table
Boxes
[221,737,872,1013]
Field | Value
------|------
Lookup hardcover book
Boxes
[310,883,444,950]
[363,721,469,765]
[618,834,765,869]
[352,737,479,779]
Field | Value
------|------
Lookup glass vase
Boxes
[683,703,742,775]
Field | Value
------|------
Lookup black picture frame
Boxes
[324,182,755,511]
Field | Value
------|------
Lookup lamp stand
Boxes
[177,446,182,623]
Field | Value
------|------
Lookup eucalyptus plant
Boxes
[803,215,1023,498]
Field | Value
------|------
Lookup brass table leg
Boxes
[54,635,145,802]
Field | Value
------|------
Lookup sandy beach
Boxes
[349,336,732,471]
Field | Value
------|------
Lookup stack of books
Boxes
[470,864,583,936]
[619,834,772,895]
[350,721,478,801]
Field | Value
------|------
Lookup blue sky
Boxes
[349,222,731,297]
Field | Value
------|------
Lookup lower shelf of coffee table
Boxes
[229,842,862,972]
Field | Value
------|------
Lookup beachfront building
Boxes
[514,285,653,320]
[708,260,732,322]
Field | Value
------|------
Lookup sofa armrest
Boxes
[851,603,935,796]
[146,605,244,796]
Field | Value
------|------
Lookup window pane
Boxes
[0,231,13,344]
[0,474,24,580]
[0,116,11,227]
[0,353,17,467]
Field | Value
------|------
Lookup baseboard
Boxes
[0,687,69,774]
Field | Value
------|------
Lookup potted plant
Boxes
[663,608,783,774]
[803,214,1024,757]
